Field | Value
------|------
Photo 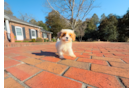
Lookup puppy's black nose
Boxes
[66,37,68,39]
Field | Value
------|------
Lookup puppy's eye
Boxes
[62,33,66,37]
[69,34,71,36]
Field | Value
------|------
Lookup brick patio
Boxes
[4,42,129,88]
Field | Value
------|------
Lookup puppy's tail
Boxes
[57,38,60,42]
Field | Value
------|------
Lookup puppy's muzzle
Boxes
[66,37,68,41]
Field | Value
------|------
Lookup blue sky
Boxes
[4,0,129,23]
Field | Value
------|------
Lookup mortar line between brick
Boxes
[75,57,79,61]
[81,83,87,88]
[89,63,91,70]
[62,76,97,88]
[4,62,24,70]
[60,66,70,76]
[8,56,44,68]
[120,59,127,64]
[6,71,30,88]
[91,69,129,79]
[106,61,111,67]
[22,70,43,82]
[8,56,25,63]
[115,76,126,88]
[57,60,62,63]
[4,76,10,79]
[90,56,92,59]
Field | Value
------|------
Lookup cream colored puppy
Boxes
[56,29,76,59]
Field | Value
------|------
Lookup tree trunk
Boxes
[80,36,82,42]
[79,36,81,42]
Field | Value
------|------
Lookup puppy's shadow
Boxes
[32,50,66,60]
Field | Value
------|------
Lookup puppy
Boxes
[56,29,76,59]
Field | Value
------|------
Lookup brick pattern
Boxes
[4,77,24,88]
[77,58,108,66]
[21,58,43,65]
[25,71,82,88]
[4,42,52,48]
[4,72,8,78]
[120,78,129,88]
[10,32,15,43]
[4,42,129,88]
[4,59,20,68]
[6,64,41,81]
[64,67,122,88]
[91,64,129,78]
[4,30,8,42]
[36,61,67,75]
[58,59,89,70]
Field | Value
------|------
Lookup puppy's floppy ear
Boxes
[57,32,62,38]
[72,32,76,41]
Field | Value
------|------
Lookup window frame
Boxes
[15,26,23,36]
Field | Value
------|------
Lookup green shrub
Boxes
[44,39,47,42]
[127,38,129,42]
[15,41,22,42]
[23,39,31,42]
[36,38,43,42]
[52,38,56,42]
[31,39,36,42]
[23,41,29,42]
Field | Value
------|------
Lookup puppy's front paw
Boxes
[59,56,64,59]
[71,55,76,58]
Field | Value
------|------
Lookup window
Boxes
[31,30,35,37]
[43,33,47,38]
[16,28,22,36]
[4,22,7,31]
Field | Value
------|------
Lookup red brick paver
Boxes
[4,77,24,88]
[77,58,108,66]
[120,78,129,88]
[109,61,129,69]
[21,58,43,65]
[58,59,89,70]
[64,67,122,88]
[4,72,8,78]
[92,56,123,62]
[4,42,129,88]
[4,59,20,68]
[91,64,129,78]
[12,56,27,60]
[25,71,82,88]
[121,58,129,64]
[41,56,60,62]
[6,64,41,81]
[36,61,67,75]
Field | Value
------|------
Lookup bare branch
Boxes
[45,0,100,30]
[47,0,59,14]
[73,0,85,30]
[19,12,34,22]
[71,0,75,29]
[81,0,94,20]
[47,0,72,26]
[54,3,69,14]
[64,0,72,10]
